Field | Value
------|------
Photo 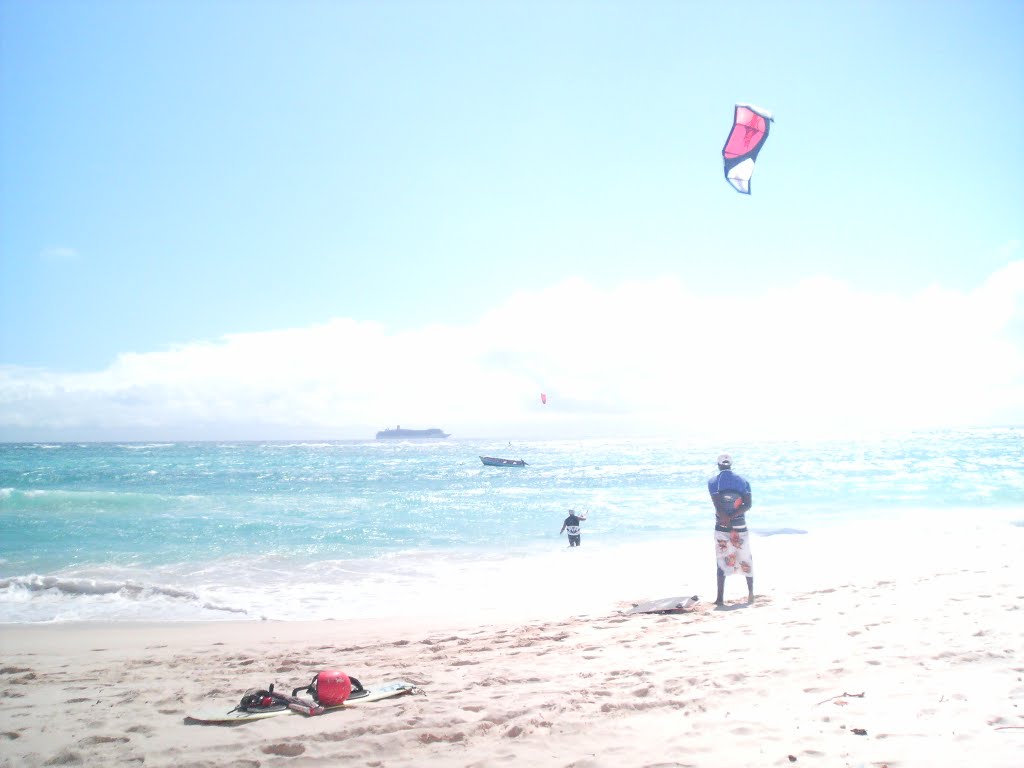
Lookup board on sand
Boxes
[184,680,419,725]
[626,595,699,615]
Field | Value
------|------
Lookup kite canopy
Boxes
[722,103,774,194]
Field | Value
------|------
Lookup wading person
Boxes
[708,454,753,605]
[559,509,586,547]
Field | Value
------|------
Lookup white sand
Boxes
[2,518,1022,767]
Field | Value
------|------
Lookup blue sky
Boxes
[1,1,1021,441]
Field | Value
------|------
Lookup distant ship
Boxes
[375,426,450,440]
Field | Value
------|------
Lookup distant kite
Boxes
[722,103,774,194]
[540,393,547,405]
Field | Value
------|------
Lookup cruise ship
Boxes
[375,426,450,440]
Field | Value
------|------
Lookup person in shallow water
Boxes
[707,454,754,605]
[559,509,587,547]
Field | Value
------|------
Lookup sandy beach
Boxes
[2,520,1022,768]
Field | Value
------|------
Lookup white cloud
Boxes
[39,246,80,262]
[1,262,1021,441]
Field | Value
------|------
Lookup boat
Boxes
[480,456,527,467]
[375,426,450,440]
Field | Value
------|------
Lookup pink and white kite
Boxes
[722,103,774,194]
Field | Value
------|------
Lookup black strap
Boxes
[291,673,318,699]
[234,685,291,713]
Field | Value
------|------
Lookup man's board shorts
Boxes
[715,528,752,576]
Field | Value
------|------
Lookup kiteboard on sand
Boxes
[184,680,420,725]
[627,595,699,615]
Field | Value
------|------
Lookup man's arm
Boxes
[736,491,752,515]
[712,495,731,528]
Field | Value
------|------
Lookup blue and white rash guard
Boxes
[708,470,752,531]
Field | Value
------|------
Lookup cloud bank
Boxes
[2,261,1022,441]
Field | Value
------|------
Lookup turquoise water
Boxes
[1,429,1021,623]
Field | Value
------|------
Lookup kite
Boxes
[540,393,547,405]
[722,103,774,194]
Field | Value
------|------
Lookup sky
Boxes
[1,0,1022,442]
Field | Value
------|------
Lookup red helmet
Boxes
[312,670,352,706]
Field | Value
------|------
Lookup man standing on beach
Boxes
[708,454,754,605]
[559,509,586,547]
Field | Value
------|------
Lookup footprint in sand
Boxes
[79,736,129,746]
[262,743,306,757]
[43,749,84,764]
[419,731,467,744]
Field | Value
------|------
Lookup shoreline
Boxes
[2,520,1022,767]
[5,509,1020,626]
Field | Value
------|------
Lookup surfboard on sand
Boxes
[626,595,699,615]
[184,680,420,725]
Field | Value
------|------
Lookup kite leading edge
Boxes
[722,103,774,194]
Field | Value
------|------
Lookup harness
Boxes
[230,683,325,716]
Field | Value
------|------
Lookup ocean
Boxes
[1,429,1021,624]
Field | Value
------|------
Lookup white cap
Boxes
[717,454,732,468]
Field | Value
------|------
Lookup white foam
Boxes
[0,573,251,623]
[4,513,1020,625]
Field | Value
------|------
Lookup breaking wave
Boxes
[0,574,249,621]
